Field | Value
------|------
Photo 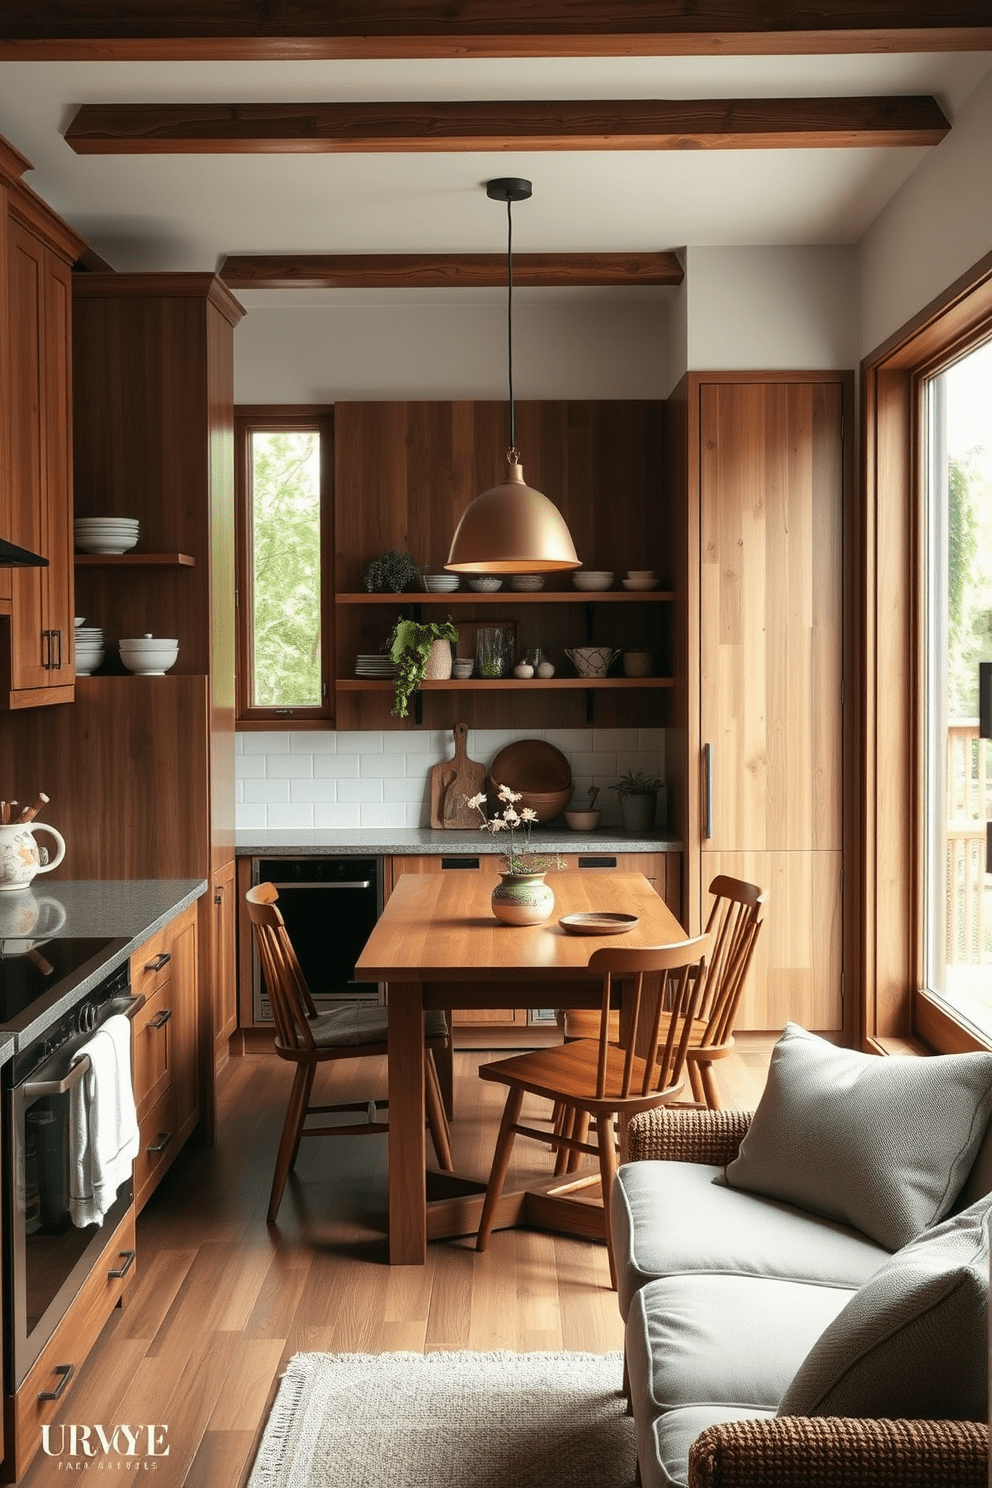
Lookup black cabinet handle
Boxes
[147,1131,173,1154]
[144,952,171,972]
[39,1363,73,1401]
[578,856,618,869]
[108,1249,136,1279]
[148,1008,172,1030]
[440,857,480,870]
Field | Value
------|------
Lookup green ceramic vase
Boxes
[490,871,555,927]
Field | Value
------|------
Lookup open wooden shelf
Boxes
[74,552,196,566]
[339,676,675,692]
[336,589,673,604]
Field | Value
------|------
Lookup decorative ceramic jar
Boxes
[490,871,555,927]
[423,637,453,680]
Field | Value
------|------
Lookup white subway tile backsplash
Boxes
[266,755,313,780]
[244,778,290,804]
[234,727,666,831]
[314,802,361,828]
[338,778,384,804]
[289,779,339,804]
[266,804,316,829]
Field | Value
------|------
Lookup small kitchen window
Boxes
[235,407,333,725]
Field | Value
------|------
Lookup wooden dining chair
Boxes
[245,882,453,1223]
[475,932,712,1288]
[557,875,765,1114]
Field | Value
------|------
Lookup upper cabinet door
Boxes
[5,217,74,701]
[699,380,844,854]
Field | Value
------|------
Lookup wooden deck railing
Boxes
[945,722,991,965]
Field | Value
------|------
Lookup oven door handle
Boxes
[21,992,146,1097]
[270,880,372,890]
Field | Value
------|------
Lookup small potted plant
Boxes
[467,784,566,925]
[610,770,663,833]
[386,616,459,717]
[363,549,428,594]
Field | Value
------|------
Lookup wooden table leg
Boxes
[388,981,427,1264]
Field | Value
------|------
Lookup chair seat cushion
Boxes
[779,1192,992,1422]
[307,1005,448,1048]
[626,1274,853,1487]
[724,1024,992,1250]
[611,1157,889,1319]
[643,1406,777,1488]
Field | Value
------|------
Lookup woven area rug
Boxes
[247,1350,636,1488]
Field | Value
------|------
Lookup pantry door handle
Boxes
[39,1363,74,1401]
[108,1249,136,1279]
[703,742,714,841]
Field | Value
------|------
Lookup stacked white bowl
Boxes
[509,574,545,592]
[74,617,105,675]
[119,634,179,676]
[468,577,502,592]
[423,573,459,593]
[74,516,140,554]
[572,570,615,591]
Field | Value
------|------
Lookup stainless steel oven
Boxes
[2,947,137,1390]
[250,856,383,1023]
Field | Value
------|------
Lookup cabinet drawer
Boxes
[133,1084,180,1213]
[130,928,176,1001]
[131,980,176,1118]
[8,1207,136,1482]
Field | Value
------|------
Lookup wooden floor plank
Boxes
[14,1040,770,1486]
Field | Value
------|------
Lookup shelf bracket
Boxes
[414,691,423,727]
[584,601,595,644]
[584,688,595,725]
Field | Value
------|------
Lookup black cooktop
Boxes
[0,937,122,1026]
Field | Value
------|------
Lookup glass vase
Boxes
[475,625,515,679]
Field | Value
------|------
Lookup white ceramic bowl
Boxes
[565,809,601,831]
[626,570,655,579]
[75,534,139,554]
[74,646,105,676]
[468,578,502,592]
[424,574,459,592]
[622,577,660,591]
[509,575,544,592]
[119,636,179,675]
[572,571,615,591]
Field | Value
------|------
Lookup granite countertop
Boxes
[235,827,681,856]
[0,1029,14,1068]
[0,878,207,1050]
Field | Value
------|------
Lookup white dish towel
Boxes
[69,1013,140,1228]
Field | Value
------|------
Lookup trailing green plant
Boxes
[387,617,459,717]
[362,549,428,594]
[610,769,663,797]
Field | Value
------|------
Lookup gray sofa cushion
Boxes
[646,1406,777,1488]
[779,1194,992,1421]
[724,1023,992,1249]
[611,1156,890,1319]
[627,1274,854,1488]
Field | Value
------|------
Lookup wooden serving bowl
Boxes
[490,739,573,822]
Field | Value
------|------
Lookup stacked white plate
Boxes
[423,573,459,593]
[355,654,396,678]
[74,516,140,554]
[75,623,105,675]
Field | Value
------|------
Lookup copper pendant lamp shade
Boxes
[446,179,580,576]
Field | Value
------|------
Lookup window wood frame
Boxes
[235,405,334,728]
[861,250,992,1054]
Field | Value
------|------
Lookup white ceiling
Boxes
[0,53,989,274]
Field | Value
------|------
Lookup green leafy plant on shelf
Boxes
[610,770,664,797]
[362,549,428,593]
[386,617,459,717]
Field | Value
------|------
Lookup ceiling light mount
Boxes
[485,177,533,205]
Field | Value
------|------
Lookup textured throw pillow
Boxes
[779,1195,991,1421]
[724,1024,992,1250]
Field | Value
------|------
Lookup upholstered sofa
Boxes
[610,1024,992,1488]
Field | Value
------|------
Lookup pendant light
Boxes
[446,178,581,575]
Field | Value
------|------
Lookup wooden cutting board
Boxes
[429,722,487,830]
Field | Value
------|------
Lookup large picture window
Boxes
[923,340,992,1037]
[235,408,333,725]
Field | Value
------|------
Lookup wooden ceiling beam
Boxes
[1,2,990,60]
[65,97,951,154]
[218,253,686,291]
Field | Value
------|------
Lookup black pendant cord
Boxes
[506,195,516,459]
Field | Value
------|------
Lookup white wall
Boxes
[858,67,992,361]
[684,245,858,371]
[234,290,671,404]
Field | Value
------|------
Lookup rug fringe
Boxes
[248,1360,310,1488]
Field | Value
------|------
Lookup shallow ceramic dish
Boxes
[424,574,460,592]
[468,578,502,592]
[509,575,545,592]
[559,912,639,935]
[622,577,660,590]
[572,571,615,591]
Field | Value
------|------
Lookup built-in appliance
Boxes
[250,857,382,1023]
[2,943,136,1391]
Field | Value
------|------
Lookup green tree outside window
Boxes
[250,430,322,707]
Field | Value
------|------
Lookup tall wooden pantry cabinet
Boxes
[666,372,853,1036]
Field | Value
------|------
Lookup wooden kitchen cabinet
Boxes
[667,373,852,1033]
[0,136,84,709]
[210,859,238,1070]
[130,903,199,1212]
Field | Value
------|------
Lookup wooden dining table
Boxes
[354,869,685,1264]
